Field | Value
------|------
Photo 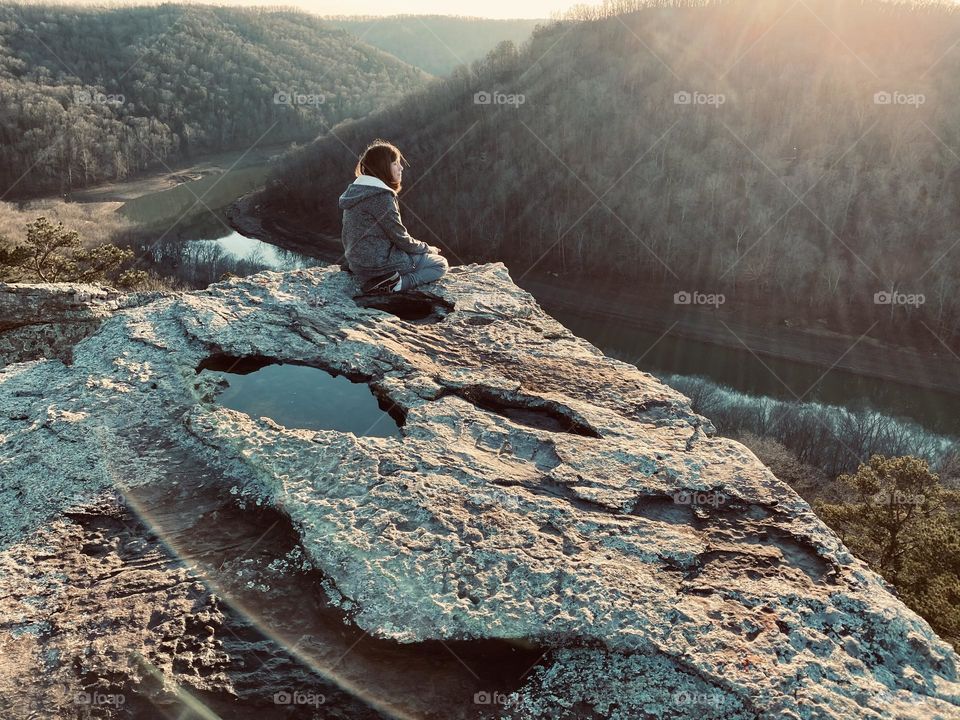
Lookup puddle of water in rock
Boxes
[198,360,402,438]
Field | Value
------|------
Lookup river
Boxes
[152,218,958,468]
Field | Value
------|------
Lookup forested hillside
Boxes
[259,0,960,353]
[326,14,544,76]
[0,3,430,198]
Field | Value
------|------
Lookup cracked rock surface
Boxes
[0,281,169,368]
[0,262,958,719]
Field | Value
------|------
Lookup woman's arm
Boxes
[377,195,430,254]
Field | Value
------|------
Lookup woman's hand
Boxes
[426,244,442,254]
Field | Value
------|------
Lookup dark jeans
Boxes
[400,252,448,291]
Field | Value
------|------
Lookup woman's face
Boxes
[390,157,402,183]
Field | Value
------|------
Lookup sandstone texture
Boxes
[0,263,957,719]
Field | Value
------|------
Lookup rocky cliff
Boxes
[0,264,957,719]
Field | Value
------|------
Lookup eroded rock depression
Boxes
[0,264,957,719]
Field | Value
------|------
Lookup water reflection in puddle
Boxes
[199,360,402,438]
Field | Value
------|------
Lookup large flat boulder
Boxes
[0,263,956,719]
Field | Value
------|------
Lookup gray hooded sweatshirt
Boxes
[338,175,429,279]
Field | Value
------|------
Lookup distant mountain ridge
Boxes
[251,0,960,355]
[0,3,429,198]
[324,14,546,76]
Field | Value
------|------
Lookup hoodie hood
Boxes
[338,174,396,209]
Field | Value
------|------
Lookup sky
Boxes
[271,0,572,18]
[37,0,592,19]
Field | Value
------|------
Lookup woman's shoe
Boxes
[361,271,401,294]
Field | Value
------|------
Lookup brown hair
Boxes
[354,139,407,193]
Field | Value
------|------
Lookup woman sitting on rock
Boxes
[339,139,449,294]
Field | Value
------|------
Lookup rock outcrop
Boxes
[0,281,167,368]
[0,263,957,719]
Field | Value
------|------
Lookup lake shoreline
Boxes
[518,276,960,397]
[227,191,960,398]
